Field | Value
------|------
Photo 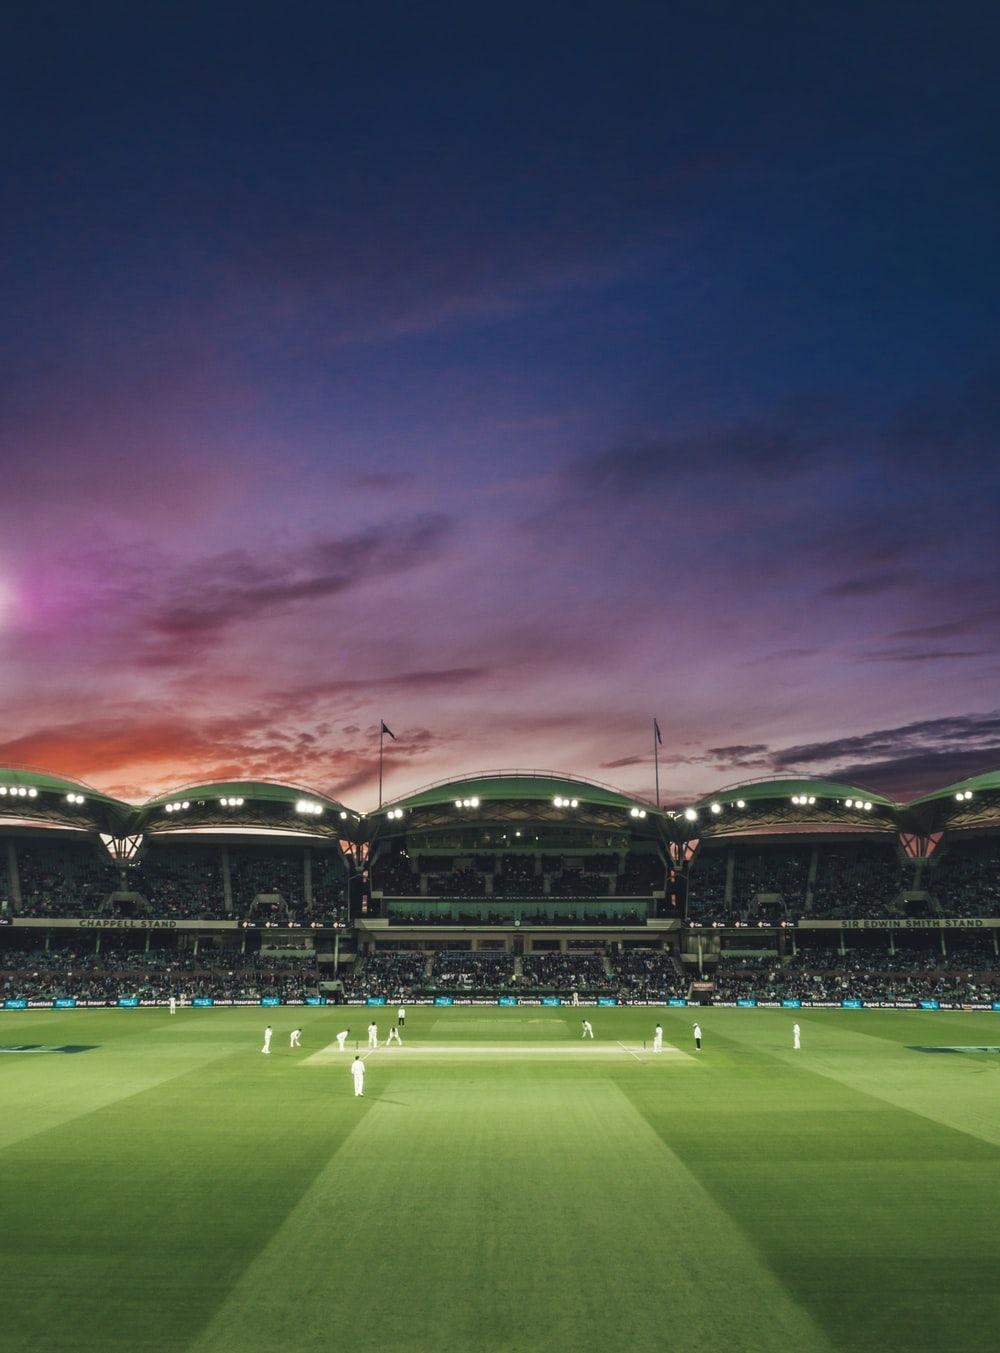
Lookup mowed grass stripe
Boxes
[0,1010,240,1153]
[0,1037,374,1353]
[187,1073,834,1353]
[701,1008,1000,1149]
[625,1013,1000,1352]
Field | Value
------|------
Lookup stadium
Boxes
[3,760,1000,1351]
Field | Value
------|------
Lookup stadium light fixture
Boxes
[570,798,578,808]
[27,787,37,798]
[340,811,348,819]
[864,801,873,811]
[683,807,697,822]
[735,799,746,809]
[710,802,721,814]
[469,797,479,808]
[629,806,639,817]
[845,799,854,808]
[808,796,816,805]
[455,800,463,808]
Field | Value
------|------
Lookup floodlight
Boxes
[0,787,6,795]
[340,811,348,819]
[469,797,479,808]
[553,796,563,807]
[710,802,721,814]
[455,800,463,808]
[845,799,853,808]
[683,807,697,822]
[808,796,816,805]
[639,809,646,819]
[864,801,872,811]
[629,807,639,818]
[570,798,578,808]
[27,787,37,798]
[736,799,745,809]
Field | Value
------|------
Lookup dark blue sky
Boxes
[1,2,998,804]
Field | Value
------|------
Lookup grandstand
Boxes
[1,764,999,1007]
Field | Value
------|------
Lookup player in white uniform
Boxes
[793,1022,801,1050]
[653,1023,663,1052]
[693,1023,702,1050]
[336,1028,350,1051]
[169,996,177,1015]
[290,1028,302,1048]
[397,1006,406,1027]
[351,1056,365,1097]
[581,1020,594,1038]
[386,1024,402,1045]
[261,1025,272,1054]
[367,1021,379,1049]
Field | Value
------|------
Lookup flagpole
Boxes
[653,718,660,808]
[378,722,384,808]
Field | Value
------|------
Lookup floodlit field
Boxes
[2,1006,1000,1353]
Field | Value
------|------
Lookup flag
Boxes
[381,721,397,740]
[654,718,662,745]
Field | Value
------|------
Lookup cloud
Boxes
[149,515,453,644]
[820,570,915,598]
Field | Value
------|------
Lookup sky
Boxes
[1,1,999,808]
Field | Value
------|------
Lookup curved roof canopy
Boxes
[378,771,661,817]
[141,780,354,814]
[906,770,1000,810]
[0,767,126,808]
[694,777,896,809]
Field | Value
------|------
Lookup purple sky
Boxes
[1,3,998,806]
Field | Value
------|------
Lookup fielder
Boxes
[367,1021,379,1049]
[351,1056,366,1097]
[169,996,177,1015]
[581,1020,594,1039]
[653,1023,663,1052]
[336,1028,350,1051]
[793,1022,801,1051]
[290,1028,302,1048]
[693,1022,702,1051]
[261,1025,273,1055]
[386,1025,402,1046]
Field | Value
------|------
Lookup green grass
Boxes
[2,1005,1000,1352]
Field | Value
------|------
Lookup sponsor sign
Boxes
[0,1043,96,1054]
[840,999,864,1008]
[117,998,140,1008]
[53,998,77,1009]
[780,999,802,1008]
[191,997,214,1007]
[366,996,387,1006]
[667,998,687,1006]
[540,997,561,1007]
[597,997,617,1006]
[433,996,454,1006]
[497,996,518,1006]
[919,999,941,1010]
[260,997,282,1007]
[304,997,327,1006]
[736,998,757,1007]
[3,998,27,1009]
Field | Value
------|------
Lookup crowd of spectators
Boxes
[0,942,320,1002]
[929,840,1000,917]
[519,952,612,992]
[810,845,903,919]
[340,952,427,998]
[429,951,516,989]
[15,844,118,917]
[709,941,1000,1003]
[609,949,686,1000]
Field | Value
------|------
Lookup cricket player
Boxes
[386,1024,402,1046]
[693,1022,702,1051]
[793,1022,801,1050]
[169,996,177,1015]
[397,1006,406,1027]
[336,1028,350,1051]
[261,1025,273,1055]
[367,1021,379,1049]
[351,1056,365,1097]
[582,1020,594,1038]
[653,1023,663,1052]
[290,1028,302,1048]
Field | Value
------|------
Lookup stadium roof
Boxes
[906,770,1000,810]
[378,770,663,817]
[0,766,126,808]
[694,777,896,809]
[141,780,354,813]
